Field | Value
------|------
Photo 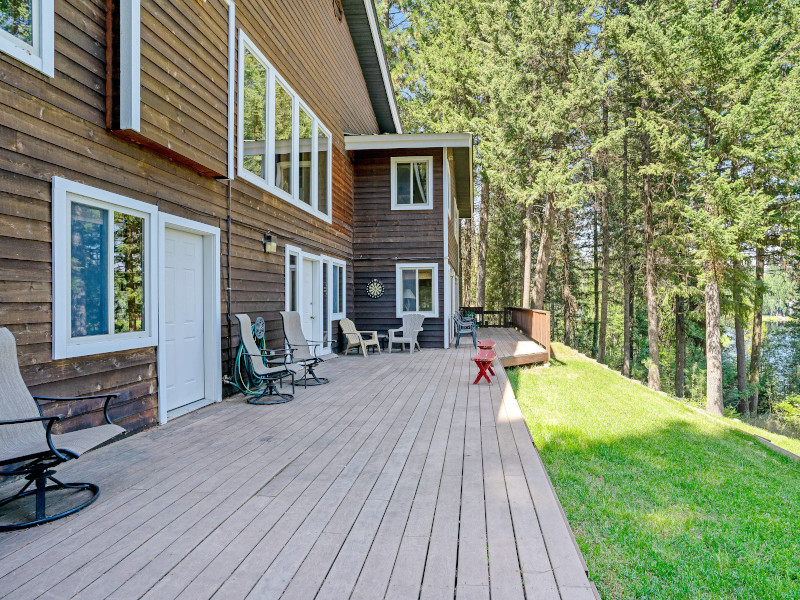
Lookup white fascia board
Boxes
[361,0,402,134]
[344,133,473,152]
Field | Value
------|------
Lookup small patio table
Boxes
[472,349,497,384]
[477,339,496,350]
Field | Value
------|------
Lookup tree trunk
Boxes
[598,99,610,364]
[592,199,599,357]
[621,70,632,378]
[734,272,748,413]
[461,213,473,305]
[675,292,686,398]
[531,194,556,310]
[522,201,534,308]
[475,175,489,307]
[749,247,765,414]
[705,264,724,416]
[561,213,575,347]
[641,109,660,391]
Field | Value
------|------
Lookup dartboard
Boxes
[366,278,385,299]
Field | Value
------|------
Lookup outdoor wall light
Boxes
[264,233,277,254]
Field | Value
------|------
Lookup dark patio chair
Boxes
[0,328,124,531]
[453,314,477,349]
[232,314,298,404]
[280,311,336,386]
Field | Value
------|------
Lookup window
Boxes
[52,177,157,359]
[331,262,345,318]
[237,31,332,222]
[242,47,266,179]
[391,157,433,210]
[395,263,438,318]
[287,253,298,311]
[0,0,53,75]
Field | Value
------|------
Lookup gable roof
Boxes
[341,0,403,134]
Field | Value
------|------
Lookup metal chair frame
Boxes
[227,315,297,404]
[0,393,119,532]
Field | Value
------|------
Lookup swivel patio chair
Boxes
[339,318,380,356]
[388,313,425,354]
[229,314,298,404]
[0,328,125,531]
[280,311,336,386]
[453,313,477,349]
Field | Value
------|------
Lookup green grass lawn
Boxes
[509,343,800,600]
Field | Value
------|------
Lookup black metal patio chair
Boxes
[280,311,336,386]
[0,328,125,531]
[229,314,298,404]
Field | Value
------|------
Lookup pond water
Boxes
[723,319,800,400]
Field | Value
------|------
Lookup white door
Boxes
[301,258,319,341]
[163,229,205,411]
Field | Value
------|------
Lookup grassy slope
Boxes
[509,343,800,600]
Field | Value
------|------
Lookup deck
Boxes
[0,328,595,600]
[483,326,550,367]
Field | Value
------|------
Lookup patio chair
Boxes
[453,314,477,349]
[339,318,380,356]
[232,314,298,404]
[388,313,425,354]
[0,327,125,531]
[280,311,336,386]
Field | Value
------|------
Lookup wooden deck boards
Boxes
[484,326,550,367]
[0,329,595,599]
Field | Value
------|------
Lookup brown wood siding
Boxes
[137,0,228,176]
[0,0,376,435]
[447,150,460,275]
[351,149,445,348]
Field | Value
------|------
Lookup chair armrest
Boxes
[0,415,69,461]
[358,331,378,340]
[33,394,119,425]
[388,328,401,336]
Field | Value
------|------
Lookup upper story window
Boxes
[391,156,433,210]
[238,31,332,222]
[0,0,54,76]
[52,177,158,359]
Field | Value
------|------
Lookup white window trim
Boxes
[52,177,158,360]
[395,263,439,318]
[390,156,434,211]
[0,0,54,76]
[237,30,332,223]
[329,258,346,321]
[119,0,140,130]
[225,0,235,179]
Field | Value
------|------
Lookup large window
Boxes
[52,178,157,359]
[396,263,438,318]
[331,262,345,319]
[0,0,53,75]
[238,32,332,222]
[391,156,433,210]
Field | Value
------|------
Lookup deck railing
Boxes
[506,307,551,358]
[459,306,508,328]
[458,306,551,358]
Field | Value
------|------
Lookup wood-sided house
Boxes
[0,0,473,435]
